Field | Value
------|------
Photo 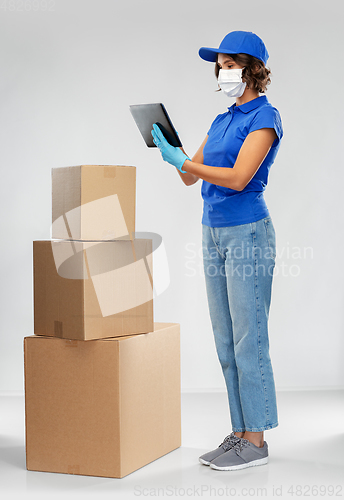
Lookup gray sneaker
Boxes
[209,437,269,470]
[199,431,242,465]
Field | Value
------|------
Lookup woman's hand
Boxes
[151,124,190,173]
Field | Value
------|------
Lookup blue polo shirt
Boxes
[201,94,283,227]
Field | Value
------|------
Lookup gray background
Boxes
[0,0,343,393]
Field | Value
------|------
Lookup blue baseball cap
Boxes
[199,31,269,65]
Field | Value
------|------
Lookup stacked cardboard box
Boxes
[24,165,181,478]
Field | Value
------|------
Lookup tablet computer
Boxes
[129,103,183,148]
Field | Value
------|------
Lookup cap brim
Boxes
[199,47,237,62]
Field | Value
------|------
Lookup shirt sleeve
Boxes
[248,106,283,148]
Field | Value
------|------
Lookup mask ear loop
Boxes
[241,67,247,88]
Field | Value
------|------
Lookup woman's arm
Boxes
[182,128,277,191]
[176,135,208,186]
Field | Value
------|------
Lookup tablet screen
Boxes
[129,103,182,148]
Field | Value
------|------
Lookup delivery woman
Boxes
[151,30,283,471]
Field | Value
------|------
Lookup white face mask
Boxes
[217,67,247,97]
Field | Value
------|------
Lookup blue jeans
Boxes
[202,216,278,432]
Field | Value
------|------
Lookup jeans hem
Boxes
[232,422,278,432]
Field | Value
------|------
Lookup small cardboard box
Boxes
[51,165,136,241]
[33,239,153,340]
[24,323,181,479]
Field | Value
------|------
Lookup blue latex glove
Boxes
[151,123,190,173]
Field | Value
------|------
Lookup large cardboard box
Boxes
[34,238,153,340]
[51,165,136,240]
[24,323,181,479]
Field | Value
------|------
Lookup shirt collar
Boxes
[228,95,268,114]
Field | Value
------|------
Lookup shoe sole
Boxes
[199,458,212,465]
[210,456,268,471]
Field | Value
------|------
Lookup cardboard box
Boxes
[52,165,136,240]
[34,239,153,340]
[24,323,181,479]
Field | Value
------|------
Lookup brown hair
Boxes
[215,53,271,93]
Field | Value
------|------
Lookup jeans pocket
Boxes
[263,217,276,260]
